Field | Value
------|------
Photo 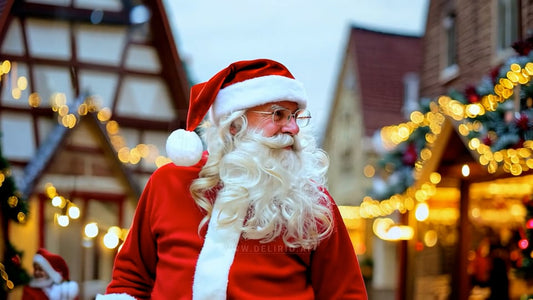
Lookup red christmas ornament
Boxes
[415,241,424,252]
[11,254,21,266]
[489,65,502,84]
[527,219,533,229]
[515,113,530,130]
[482,135,493,146]
[513,138,525,149]
[512,37,533,56]
[519,238,529,250]
[464,85,480,103]
[402,143,418,166]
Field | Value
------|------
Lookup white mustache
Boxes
[257,134,295,149]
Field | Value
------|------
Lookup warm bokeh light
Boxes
[84,223,99,238]
[68,205,80,219]
[51,196,63,207]
[363,164,375,178]
[415,202,429,221]
[461,164,470,177]
[103,232,120,249]
[424,230,438,247]
[57,214,69,227]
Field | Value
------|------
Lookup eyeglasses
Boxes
[251,106,311,127]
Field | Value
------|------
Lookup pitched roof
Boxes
[348,26,423,136]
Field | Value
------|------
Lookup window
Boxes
[402,73,420,119]
[443,13,457,69]
[497,0,519,52]
[440,13,459,82]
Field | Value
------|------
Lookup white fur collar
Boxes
[192,198,247,300]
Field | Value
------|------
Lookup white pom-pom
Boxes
[166,129,204,166]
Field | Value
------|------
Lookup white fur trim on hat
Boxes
[166,129,204,166]
[192,199,248,300]
[34,254,62,284]
[96,293,137,300]
[210,75,307,124]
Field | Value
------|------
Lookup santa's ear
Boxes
[229,114,246,136]
[229,124,238,135]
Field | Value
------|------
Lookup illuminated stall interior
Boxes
[410,123,533,299]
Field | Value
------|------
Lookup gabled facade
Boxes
[323,26,423,299]
[0,0,190,298]
[324,27,422,207]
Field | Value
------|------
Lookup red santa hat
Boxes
[33,248,70,284]
[166,58,308,166]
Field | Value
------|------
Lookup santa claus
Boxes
[22,248,79,300]
[97,58,368,299]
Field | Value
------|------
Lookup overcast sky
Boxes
[163,0,429,139]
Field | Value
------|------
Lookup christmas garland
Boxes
[0,144,30,292]
[0,146,29,223]
[1,243,30,292]
[369,36,533,201]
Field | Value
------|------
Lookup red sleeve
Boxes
[104,158,207,299]
[310,192,368,299]
[23,286,48,300]
[105,176,158,298]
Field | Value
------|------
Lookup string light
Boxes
[461,164,470,177]
[0,262,15,290]
[347,60,533,243]
[1,59,173,248]
[46,182,128,250]
[1,59,173,168]
[84,223,99,238]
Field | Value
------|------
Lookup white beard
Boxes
[214,130,332,249]
[29,277,54,288]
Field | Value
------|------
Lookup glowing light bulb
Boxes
[461,164,470,177]
[103,232,119,249]
[57,215,69,227]
[84,222,99,238]
[415,203,429,221]
[68,205,80,219]
[51,196,62,207]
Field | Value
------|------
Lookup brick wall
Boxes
[420,0,532,98]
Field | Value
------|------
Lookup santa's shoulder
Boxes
[152,151,208,178]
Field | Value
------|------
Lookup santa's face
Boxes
[33,262,50,280]
[244,100,300,140]
[29,263,54,288]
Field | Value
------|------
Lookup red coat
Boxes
[22,286,48,300]
[104,154,368,299]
